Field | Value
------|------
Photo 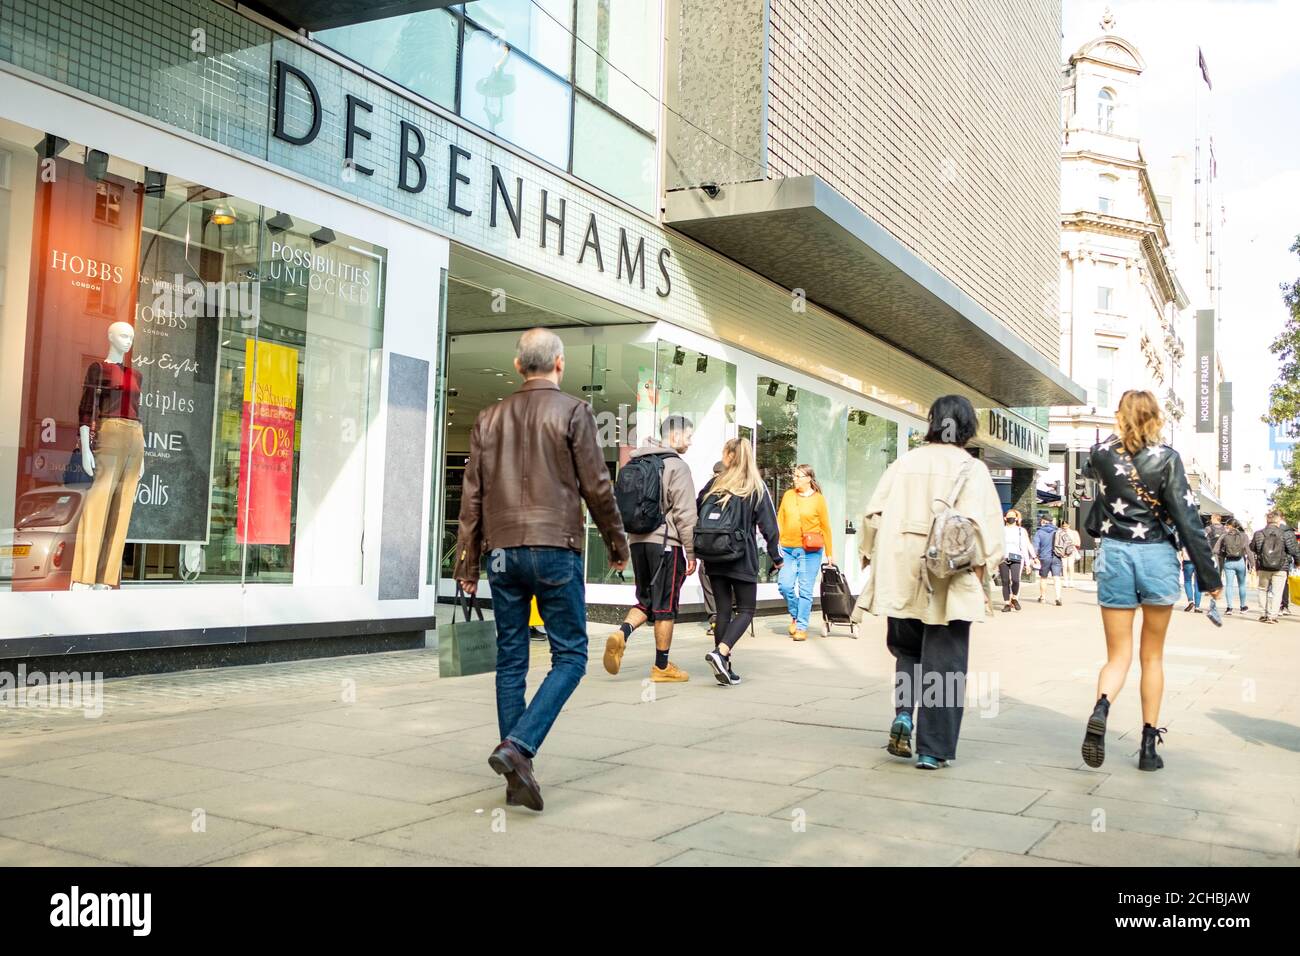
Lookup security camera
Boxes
[701,182,720,199]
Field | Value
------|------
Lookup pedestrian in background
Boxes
[777,464,832,642]
[1250,512,1299,624]
[1060,520,1082,587]
[1180,518,1208,613]
[853,395,1004,770]
[1033,514,1064,605]
[455,328,629,813]
[1080,390,1220,774]
[698,460,726,638]
[1212,518,1251,615]
[697,439,782,686]
[1000,509,1033,612]
[605,415,698,681]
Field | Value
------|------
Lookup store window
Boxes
[755,377,847,576]
[0,121,385,593]
[314,0,663,212]
[315,8,459,111]
[1096,345,1117,407]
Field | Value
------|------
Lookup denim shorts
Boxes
[1095,537,1183,609]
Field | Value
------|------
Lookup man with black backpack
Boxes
[605,415,698,681]
[1250,512,1300,623]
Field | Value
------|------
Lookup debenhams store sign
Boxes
[271,59,673,299]
[976,408,1049,470]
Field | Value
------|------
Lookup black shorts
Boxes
[631,542,687,622]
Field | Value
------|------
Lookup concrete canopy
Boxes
[665,176,1087,408]
[250,0,459,31]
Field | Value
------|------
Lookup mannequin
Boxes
[70,321,145,591]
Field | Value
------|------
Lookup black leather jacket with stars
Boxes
[1083,435,1222,592]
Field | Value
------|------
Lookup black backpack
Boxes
[1259,526,1288,571]
[1222,531,1246,560]
[694,491,749,563]
[614,452,676,535]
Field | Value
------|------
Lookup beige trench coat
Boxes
[851,442,1006,626]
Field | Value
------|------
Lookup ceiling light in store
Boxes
[209,204,236,226]
[786,386,797,403]
[766,380,779,397]
[311,226,336,247]
[144,169,168,196]
[266,211,294,234]
[672,348,685,366]
[696,356,708,374]
[84,148,110,182]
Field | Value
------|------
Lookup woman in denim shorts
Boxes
[1079,391,1221,773]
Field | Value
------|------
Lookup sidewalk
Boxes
[0,588,1296,866]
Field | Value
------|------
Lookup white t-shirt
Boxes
[1003,525,1031,561]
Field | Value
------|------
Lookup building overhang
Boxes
[247,0,459,32]
[665,176,1086,407]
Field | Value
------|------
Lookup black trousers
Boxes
[711,574,757,650]
[999,559,1022,601]
[701,565,716,617]
[886,617,971,761]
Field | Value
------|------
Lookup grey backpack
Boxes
[923,460,979,585]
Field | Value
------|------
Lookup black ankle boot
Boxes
[1138,723,1166,772]
[1081,694,1110,768]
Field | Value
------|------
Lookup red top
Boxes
[78,361,141,426]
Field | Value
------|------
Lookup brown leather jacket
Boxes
[453,379,628,580]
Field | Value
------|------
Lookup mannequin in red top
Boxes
[70,321,146,590]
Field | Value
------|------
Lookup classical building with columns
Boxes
[1050,14,1228,531]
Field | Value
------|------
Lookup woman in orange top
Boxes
[776,464,832,641]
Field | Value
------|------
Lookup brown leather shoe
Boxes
[650,661,689,682]
[792,630,808,642]
[603,631,626,675]
[488,740,543,811]
[788,619,798,636]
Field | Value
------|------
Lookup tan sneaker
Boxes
[650,661,690,682]
[603,631,626,675]
[792,630,808,642]
[788,619,798,636]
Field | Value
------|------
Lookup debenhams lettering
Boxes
[272,60,672,298]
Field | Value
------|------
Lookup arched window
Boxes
[1098,173,1118,214]
[1097,88,1115,133]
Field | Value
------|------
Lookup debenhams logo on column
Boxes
[50,886,151,936]
[271,60,672,299]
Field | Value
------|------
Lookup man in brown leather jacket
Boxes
[455,328,628,812]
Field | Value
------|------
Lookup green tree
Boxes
[1264,236,1300,522]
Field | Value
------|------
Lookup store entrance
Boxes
[436,258,737,598]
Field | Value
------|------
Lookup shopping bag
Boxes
[1288,574,1300,606]
[437,586,498,677]
[529,596,544,627]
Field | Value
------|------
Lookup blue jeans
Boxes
[1182,560,1200,607]
[1096,538,1182,609]
[1221,558,1248,608]
[778,546,823,630]
[486,547,587,757]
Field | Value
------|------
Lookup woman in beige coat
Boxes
[852,396,1005,769]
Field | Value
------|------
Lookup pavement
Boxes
[0,583,1297,867]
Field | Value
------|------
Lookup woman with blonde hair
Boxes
[1080,390,1220,773]
[696,438,782,685]
[777,464,833,641]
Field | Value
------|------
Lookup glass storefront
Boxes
[317,0,661,212]
[437,292,737,589]
[0,119,385,592]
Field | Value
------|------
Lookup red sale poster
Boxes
[236,339,298,545]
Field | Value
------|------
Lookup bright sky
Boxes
[1062,0,1300,514]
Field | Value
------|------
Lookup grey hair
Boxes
[515,327,564,375]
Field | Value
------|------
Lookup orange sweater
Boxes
[777,490,832,558]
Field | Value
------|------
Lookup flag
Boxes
[1198,47,1212,89]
